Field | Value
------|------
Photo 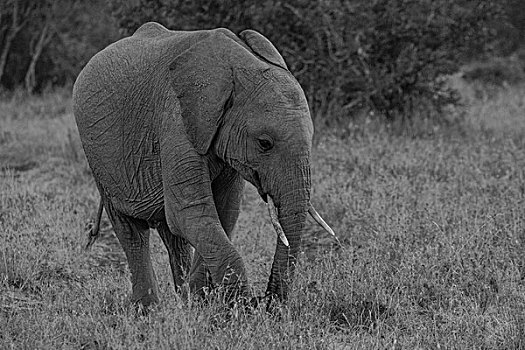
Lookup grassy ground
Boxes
[1,83,525,349]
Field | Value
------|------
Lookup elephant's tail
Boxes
[84,196,104,250]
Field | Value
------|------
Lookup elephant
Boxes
[73,22,335,308]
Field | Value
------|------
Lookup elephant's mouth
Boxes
[252,171,268,203]
[251,170,337,247]
[227,159,268,202]
[230,160,336,241]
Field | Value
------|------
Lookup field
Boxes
[1,81,525,349]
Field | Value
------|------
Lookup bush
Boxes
[462,56,525,86]
[110,0,504,125]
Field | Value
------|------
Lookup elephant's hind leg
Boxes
[104,202,159,308]
[155,220,193,295]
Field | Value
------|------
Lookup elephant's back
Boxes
[132,22,175,39]
[72,27,185,219]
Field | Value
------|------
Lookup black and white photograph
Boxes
[1,0,524,348]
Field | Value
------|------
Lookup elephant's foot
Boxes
[189,276,254,307]
[204,283,256,312]
[261,292,286,317]
[130,286,160,312]
[221,282,253,304]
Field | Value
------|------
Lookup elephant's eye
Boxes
[258,137,274,152]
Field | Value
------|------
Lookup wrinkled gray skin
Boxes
[73,22,313,307]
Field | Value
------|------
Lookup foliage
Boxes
[110,0,504,124]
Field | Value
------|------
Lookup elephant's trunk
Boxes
[265,158,310,300]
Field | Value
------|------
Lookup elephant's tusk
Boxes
[267,197,289,247]
[308,205,336,237]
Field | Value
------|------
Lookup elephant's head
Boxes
[170,29,333,300]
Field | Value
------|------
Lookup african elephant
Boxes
[73,22,334,308]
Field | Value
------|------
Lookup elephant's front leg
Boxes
[189,168,245,295]
[161,130,249,300]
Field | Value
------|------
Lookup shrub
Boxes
[462,56,525,86]
[109,0,504,125]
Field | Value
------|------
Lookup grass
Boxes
[1,83,525,349]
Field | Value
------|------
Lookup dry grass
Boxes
[1,84,525,349]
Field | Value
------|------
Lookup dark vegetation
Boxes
[0,0,119,93]
[1,0,524,124]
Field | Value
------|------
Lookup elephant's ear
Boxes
[239,30,288,70]
[169,35,234,155]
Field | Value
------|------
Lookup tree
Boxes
[0,0,120,92]
[507,0,525,46]
[24,2,54,93]
[23,0,82,93]
[0,0,35,84]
